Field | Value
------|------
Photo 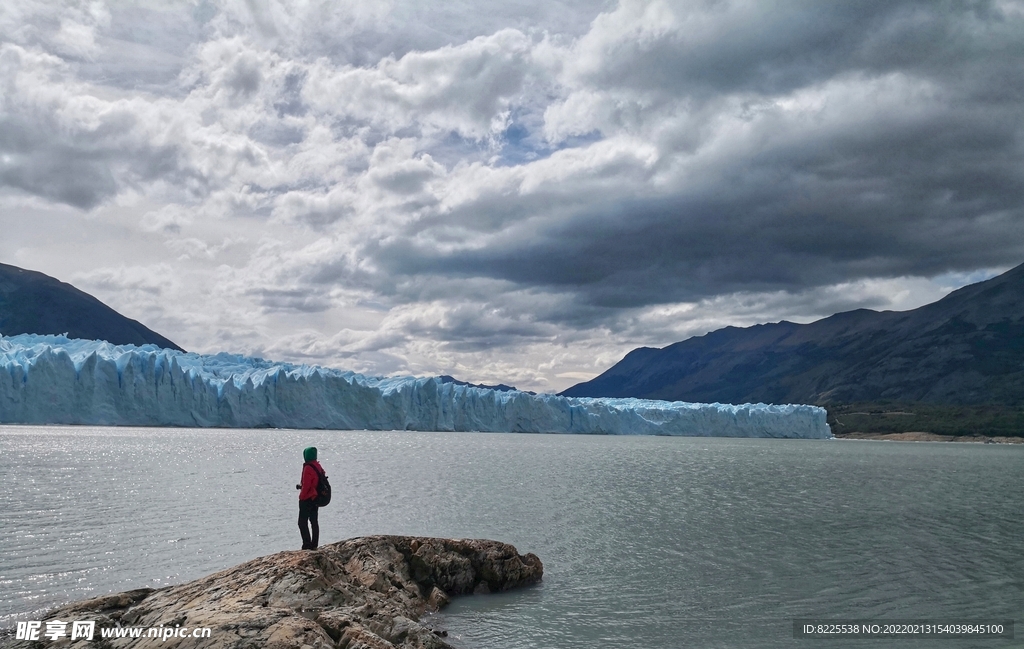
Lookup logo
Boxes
[16,620,96,641]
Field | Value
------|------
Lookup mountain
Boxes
[562,262,1024,407]
[0,262,183,351]
[438,374,533,394]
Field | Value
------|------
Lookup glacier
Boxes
[0,335,831,438]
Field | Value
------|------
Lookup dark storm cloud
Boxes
[0,122,117,209]
[582,1,1024,99]
[0,107,186,210]
[355,0,1024,317]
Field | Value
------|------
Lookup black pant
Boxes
[298,499,319,549]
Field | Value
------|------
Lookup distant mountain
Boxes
[0,262,184,351]
[562,263,1024,406]
[438,375,533,394]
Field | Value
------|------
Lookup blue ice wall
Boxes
[0,335,831,438]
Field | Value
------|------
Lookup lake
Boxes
[1,426,1021,648]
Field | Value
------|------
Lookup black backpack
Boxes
[308,463,331,507]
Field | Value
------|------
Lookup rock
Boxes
[7,536,542,649]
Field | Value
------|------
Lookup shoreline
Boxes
[833,431,1024,443]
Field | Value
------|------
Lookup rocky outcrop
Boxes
[10,536,542,649]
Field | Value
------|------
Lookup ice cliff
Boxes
[0,335,831,438]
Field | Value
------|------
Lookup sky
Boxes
[1,0,1023,393]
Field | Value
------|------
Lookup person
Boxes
[295,446,323,550]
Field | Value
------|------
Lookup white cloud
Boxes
[303,28,538,141]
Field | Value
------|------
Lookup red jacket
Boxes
[299,461,323,501]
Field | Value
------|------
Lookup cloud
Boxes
[0,0,111,60]
[2,0,1023,392]
[303,29,538,141]
[340,0,1024,310]
[0,43,200,209]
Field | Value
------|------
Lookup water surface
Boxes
[1,427,1021,648]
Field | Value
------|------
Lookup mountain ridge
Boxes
[562,263,1024,407]
[0,262,183,351]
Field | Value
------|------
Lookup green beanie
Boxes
[303,446,317,462]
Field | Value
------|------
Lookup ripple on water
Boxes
[1,428,1022,649]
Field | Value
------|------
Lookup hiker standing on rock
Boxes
[295,446,328,550]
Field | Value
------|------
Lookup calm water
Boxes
[1,426,1022,648]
